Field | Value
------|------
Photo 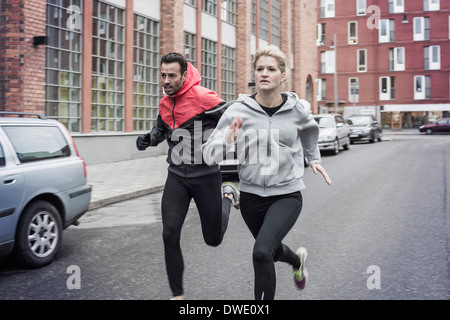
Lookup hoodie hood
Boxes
[236,92,299,112]
[159,62,223,129]
[169,62,202,98]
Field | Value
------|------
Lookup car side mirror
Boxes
[373,121,378,125]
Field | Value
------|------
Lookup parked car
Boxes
[314,114,350,155]
[0,111,91,268]
[347,114,382,144]
[419,118,450,134]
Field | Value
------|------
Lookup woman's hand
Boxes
[226,116,243,144]
[310,163,333,186]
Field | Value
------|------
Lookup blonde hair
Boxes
[253,45,287,75]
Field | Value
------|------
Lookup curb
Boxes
[88,185,165,211]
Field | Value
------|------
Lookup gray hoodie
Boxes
[202,92,321,197]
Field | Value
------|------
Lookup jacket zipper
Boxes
[171,98,176,129]
[263,115,272,196]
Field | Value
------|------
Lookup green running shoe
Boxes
[293,247,308,290]
[222,181,240,209]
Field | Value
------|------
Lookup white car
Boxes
[314,114,350,155]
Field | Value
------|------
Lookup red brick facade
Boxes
[160,0,185,55]
[0,0,46,113]
[317,0,450,127]
[1,0,319,117]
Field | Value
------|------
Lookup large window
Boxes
[389,0,404,13]
[321,0,335,18]
[133,15,159,132]
[349,78,359,103]
[184,32,196,67]
[379,19,395,43]
[259,0,269,41]
[414,17,429,41]
[348,21,358,44]
[221,45,236,102]
[91,1,125,132]
[389,47,405,71]
[203,0,217,16]
[414,75,431,100]
[424,0,439,11]
[424,45,440,70]
[317,23,326,46]
[45,0,83,133]
[251,0,256,35]
[271,0,280,46]
[221,0,235,25]
[317,79,327,101]
[201,38,217,91]
[321,51,335,74]
[357,0,366,15]
[380,76,395,100]
[357,49,367,72]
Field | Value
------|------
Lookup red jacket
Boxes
[149,63,226,178]
[159,62,223,129]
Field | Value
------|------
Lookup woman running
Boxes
[203,45,332,300]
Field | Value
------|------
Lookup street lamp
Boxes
[330,34,338,114]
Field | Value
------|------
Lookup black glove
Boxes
[136,133,151,150]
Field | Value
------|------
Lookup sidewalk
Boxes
[85,129,420,211]
[86,155,168,210]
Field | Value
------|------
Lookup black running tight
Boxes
[161,171,232,297]
[240,191,303,300]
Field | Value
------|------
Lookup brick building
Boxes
[317,0,450,129]
[0,0,317,164]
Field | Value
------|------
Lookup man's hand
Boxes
[226,117,243,144]
[310,163,332,186]
[136,133,151,150]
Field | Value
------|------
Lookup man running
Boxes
[136,52,239,300]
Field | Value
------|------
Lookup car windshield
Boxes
[348,117,371,126]
[315,117,334,128]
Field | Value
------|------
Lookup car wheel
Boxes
[426,128,433,135]
[343,136,350,150]
[13,200,63,268]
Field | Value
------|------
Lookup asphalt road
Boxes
[1,133,449,301]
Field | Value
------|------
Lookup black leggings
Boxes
[161,171,232,296]
[240,191,303,300]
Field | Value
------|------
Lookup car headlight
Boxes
[363,128,371,133]
[319,134,330,140]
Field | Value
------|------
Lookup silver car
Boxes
[0,112,91,268]
[314,114,350,155]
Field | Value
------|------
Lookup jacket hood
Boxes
[236,92,299,111]
[170,62,201,97]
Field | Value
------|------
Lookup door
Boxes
[334,115,348,145]
[434,118,448,132]
[0,139,24,244]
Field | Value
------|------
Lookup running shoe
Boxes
[222,181,240,209]
[293,247,308,290]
